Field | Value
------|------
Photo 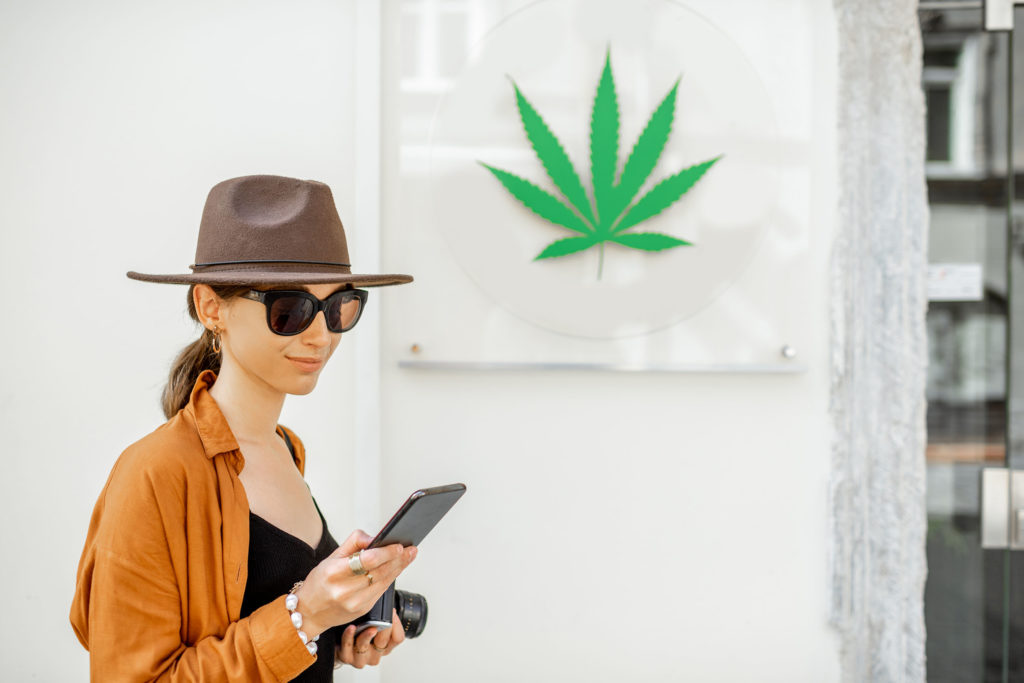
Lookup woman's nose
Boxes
[302,311,333,345]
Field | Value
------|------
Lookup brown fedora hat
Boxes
[127,174,413,287]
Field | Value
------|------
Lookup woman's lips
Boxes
[288,357,324,372]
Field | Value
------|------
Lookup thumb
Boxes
[332,529,373,558]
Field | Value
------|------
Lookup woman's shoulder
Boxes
[105,411,216,497]
[84,412,216,554]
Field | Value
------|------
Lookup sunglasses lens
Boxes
[327,292,363,332]
[268,295,316,334]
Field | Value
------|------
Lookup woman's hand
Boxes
[335,607,406,669]
[293,530,417,639]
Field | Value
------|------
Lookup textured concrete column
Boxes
[829,1,930,682]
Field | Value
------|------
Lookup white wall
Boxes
[376,1,842,681]
[0,1,841,681]
[0,1,366,680]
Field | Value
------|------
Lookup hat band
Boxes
[191,259,352,271]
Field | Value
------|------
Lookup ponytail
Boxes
[161,284,250,419]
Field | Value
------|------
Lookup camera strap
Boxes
[279,427,296,460]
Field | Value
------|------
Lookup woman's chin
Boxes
[288,374,320,395]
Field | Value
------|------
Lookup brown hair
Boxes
[161,284,251,419]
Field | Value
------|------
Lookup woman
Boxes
[70,174,417,681]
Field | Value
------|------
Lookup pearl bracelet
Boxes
[286,581,319,656]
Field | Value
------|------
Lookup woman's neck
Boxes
[207,357,285,445]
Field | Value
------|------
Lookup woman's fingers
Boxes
[370,623,392,656]
[338,625,357,666]
[332,529,373,558]
[336,608,409,667]
[353,626,376,654]
[388,608,406,648]
[357,627,384,667]
[364,547,417,589]
[340,626,378,668]
[356,544,408,572]
[309,539,419,635]
[357,625,384,659]
[362,609,405,660]
[328,542,413,575]
[342,546,417,601]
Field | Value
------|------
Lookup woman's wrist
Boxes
[291,582,328,640]
[286,582,321,655]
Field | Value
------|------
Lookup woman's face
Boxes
[196,283,345,396]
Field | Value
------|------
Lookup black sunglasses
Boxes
[240,288,369,335]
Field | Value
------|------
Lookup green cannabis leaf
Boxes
[479,46,722,280]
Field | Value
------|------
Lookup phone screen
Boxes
[368,483,466,549]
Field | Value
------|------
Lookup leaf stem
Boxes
[597,242,605,280]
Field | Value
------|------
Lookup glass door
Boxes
[920,3,1021,681]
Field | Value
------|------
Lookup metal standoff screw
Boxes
[781,345,797,359]
[410,344,421,354]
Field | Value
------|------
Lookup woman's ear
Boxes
[193,284,225,330]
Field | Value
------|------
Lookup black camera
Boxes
[349,583,428,638]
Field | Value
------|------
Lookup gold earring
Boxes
[211,326,222,354]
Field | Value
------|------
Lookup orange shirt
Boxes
[70,369,318,681]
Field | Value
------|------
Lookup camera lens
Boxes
[394,589,428,638]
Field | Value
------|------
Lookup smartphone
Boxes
[368,483,467,549]
[350,483,466,634]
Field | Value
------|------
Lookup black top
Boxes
[239,499,342,682]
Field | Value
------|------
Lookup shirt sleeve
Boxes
[71,454,316,682]
[85,550,314,682]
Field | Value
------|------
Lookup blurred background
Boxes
[2,0,1023,681]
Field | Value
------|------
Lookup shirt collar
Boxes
[184,369,302,471]
[186,369,240,458]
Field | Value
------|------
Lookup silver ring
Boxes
[348,550,368,575]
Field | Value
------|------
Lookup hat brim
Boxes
[126,271,413,287]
